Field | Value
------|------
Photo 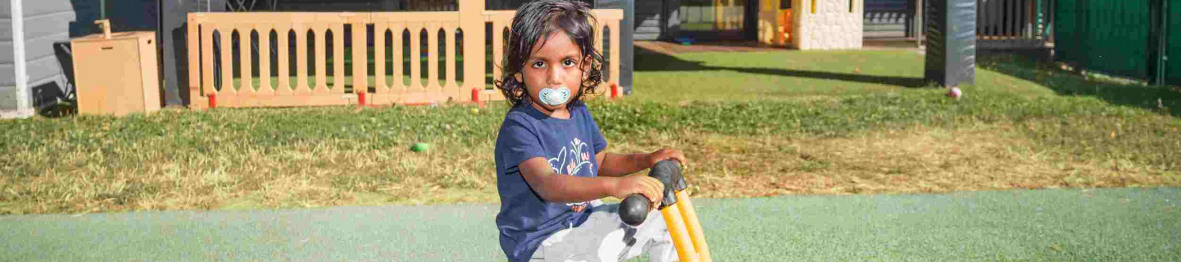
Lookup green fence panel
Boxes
[1055,0,1151,80]
[1166,1,1181,85]
[1054,0,1080,65]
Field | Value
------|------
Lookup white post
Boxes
[915,0,923,48]
[10,0,32,118]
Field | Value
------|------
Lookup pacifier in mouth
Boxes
[538,86,571,106]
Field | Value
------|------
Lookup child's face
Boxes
[518,31,586,110]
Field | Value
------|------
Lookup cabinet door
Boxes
[137,35,161,113]
[73,38,145,116]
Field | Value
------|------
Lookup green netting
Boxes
[1054,0,1151,80]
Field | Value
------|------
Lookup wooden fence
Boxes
[187,0,622,109]
[976,0,1053,49]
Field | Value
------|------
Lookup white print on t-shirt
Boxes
[548,137,595,211]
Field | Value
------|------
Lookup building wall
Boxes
[633,0,666,40]
[0,3,15,112]
[677,0,749,41]
[864,0,910,38]
[0,0,78,114]
[164,0,225,107]
[267,0,403,11]
[793,0,863,50]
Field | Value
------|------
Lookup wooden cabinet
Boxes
[71,31,160,116]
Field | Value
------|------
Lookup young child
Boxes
[493,1,687,261]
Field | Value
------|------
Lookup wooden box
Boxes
[71,31,160,116]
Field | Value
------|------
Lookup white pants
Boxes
[529,203,677,262]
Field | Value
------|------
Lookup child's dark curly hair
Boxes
[494,0,605,108]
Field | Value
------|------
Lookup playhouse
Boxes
[759,0,864,50]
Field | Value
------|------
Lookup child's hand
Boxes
[646,148,687,167]
[612,175,664,209]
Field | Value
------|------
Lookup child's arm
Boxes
[518,157,665,205]
[595,148,687,177]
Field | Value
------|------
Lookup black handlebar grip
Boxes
[649,160,687,208]
[619,194,650,227]
[620,160,688,226]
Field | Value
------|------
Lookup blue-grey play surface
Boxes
[3,187,1179,261]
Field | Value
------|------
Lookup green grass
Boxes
[632,48,940,101]
[2,48,1180,214]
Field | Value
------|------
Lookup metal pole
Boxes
[11,0,32,117]
[622,0,634,95]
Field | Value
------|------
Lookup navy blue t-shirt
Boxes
[494,102,609,261]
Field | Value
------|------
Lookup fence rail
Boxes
[187,1,622,109]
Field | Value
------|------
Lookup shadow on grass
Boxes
[634,44,927,88]
[978,49,1181,117]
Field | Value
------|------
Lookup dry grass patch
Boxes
[0,137,500,215]
[3,119,1178,215]
[638,125,1181,198]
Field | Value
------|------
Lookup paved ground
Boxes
[3,187,1179,261]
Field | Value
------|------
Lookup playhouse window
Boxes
[780,0,791,10]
